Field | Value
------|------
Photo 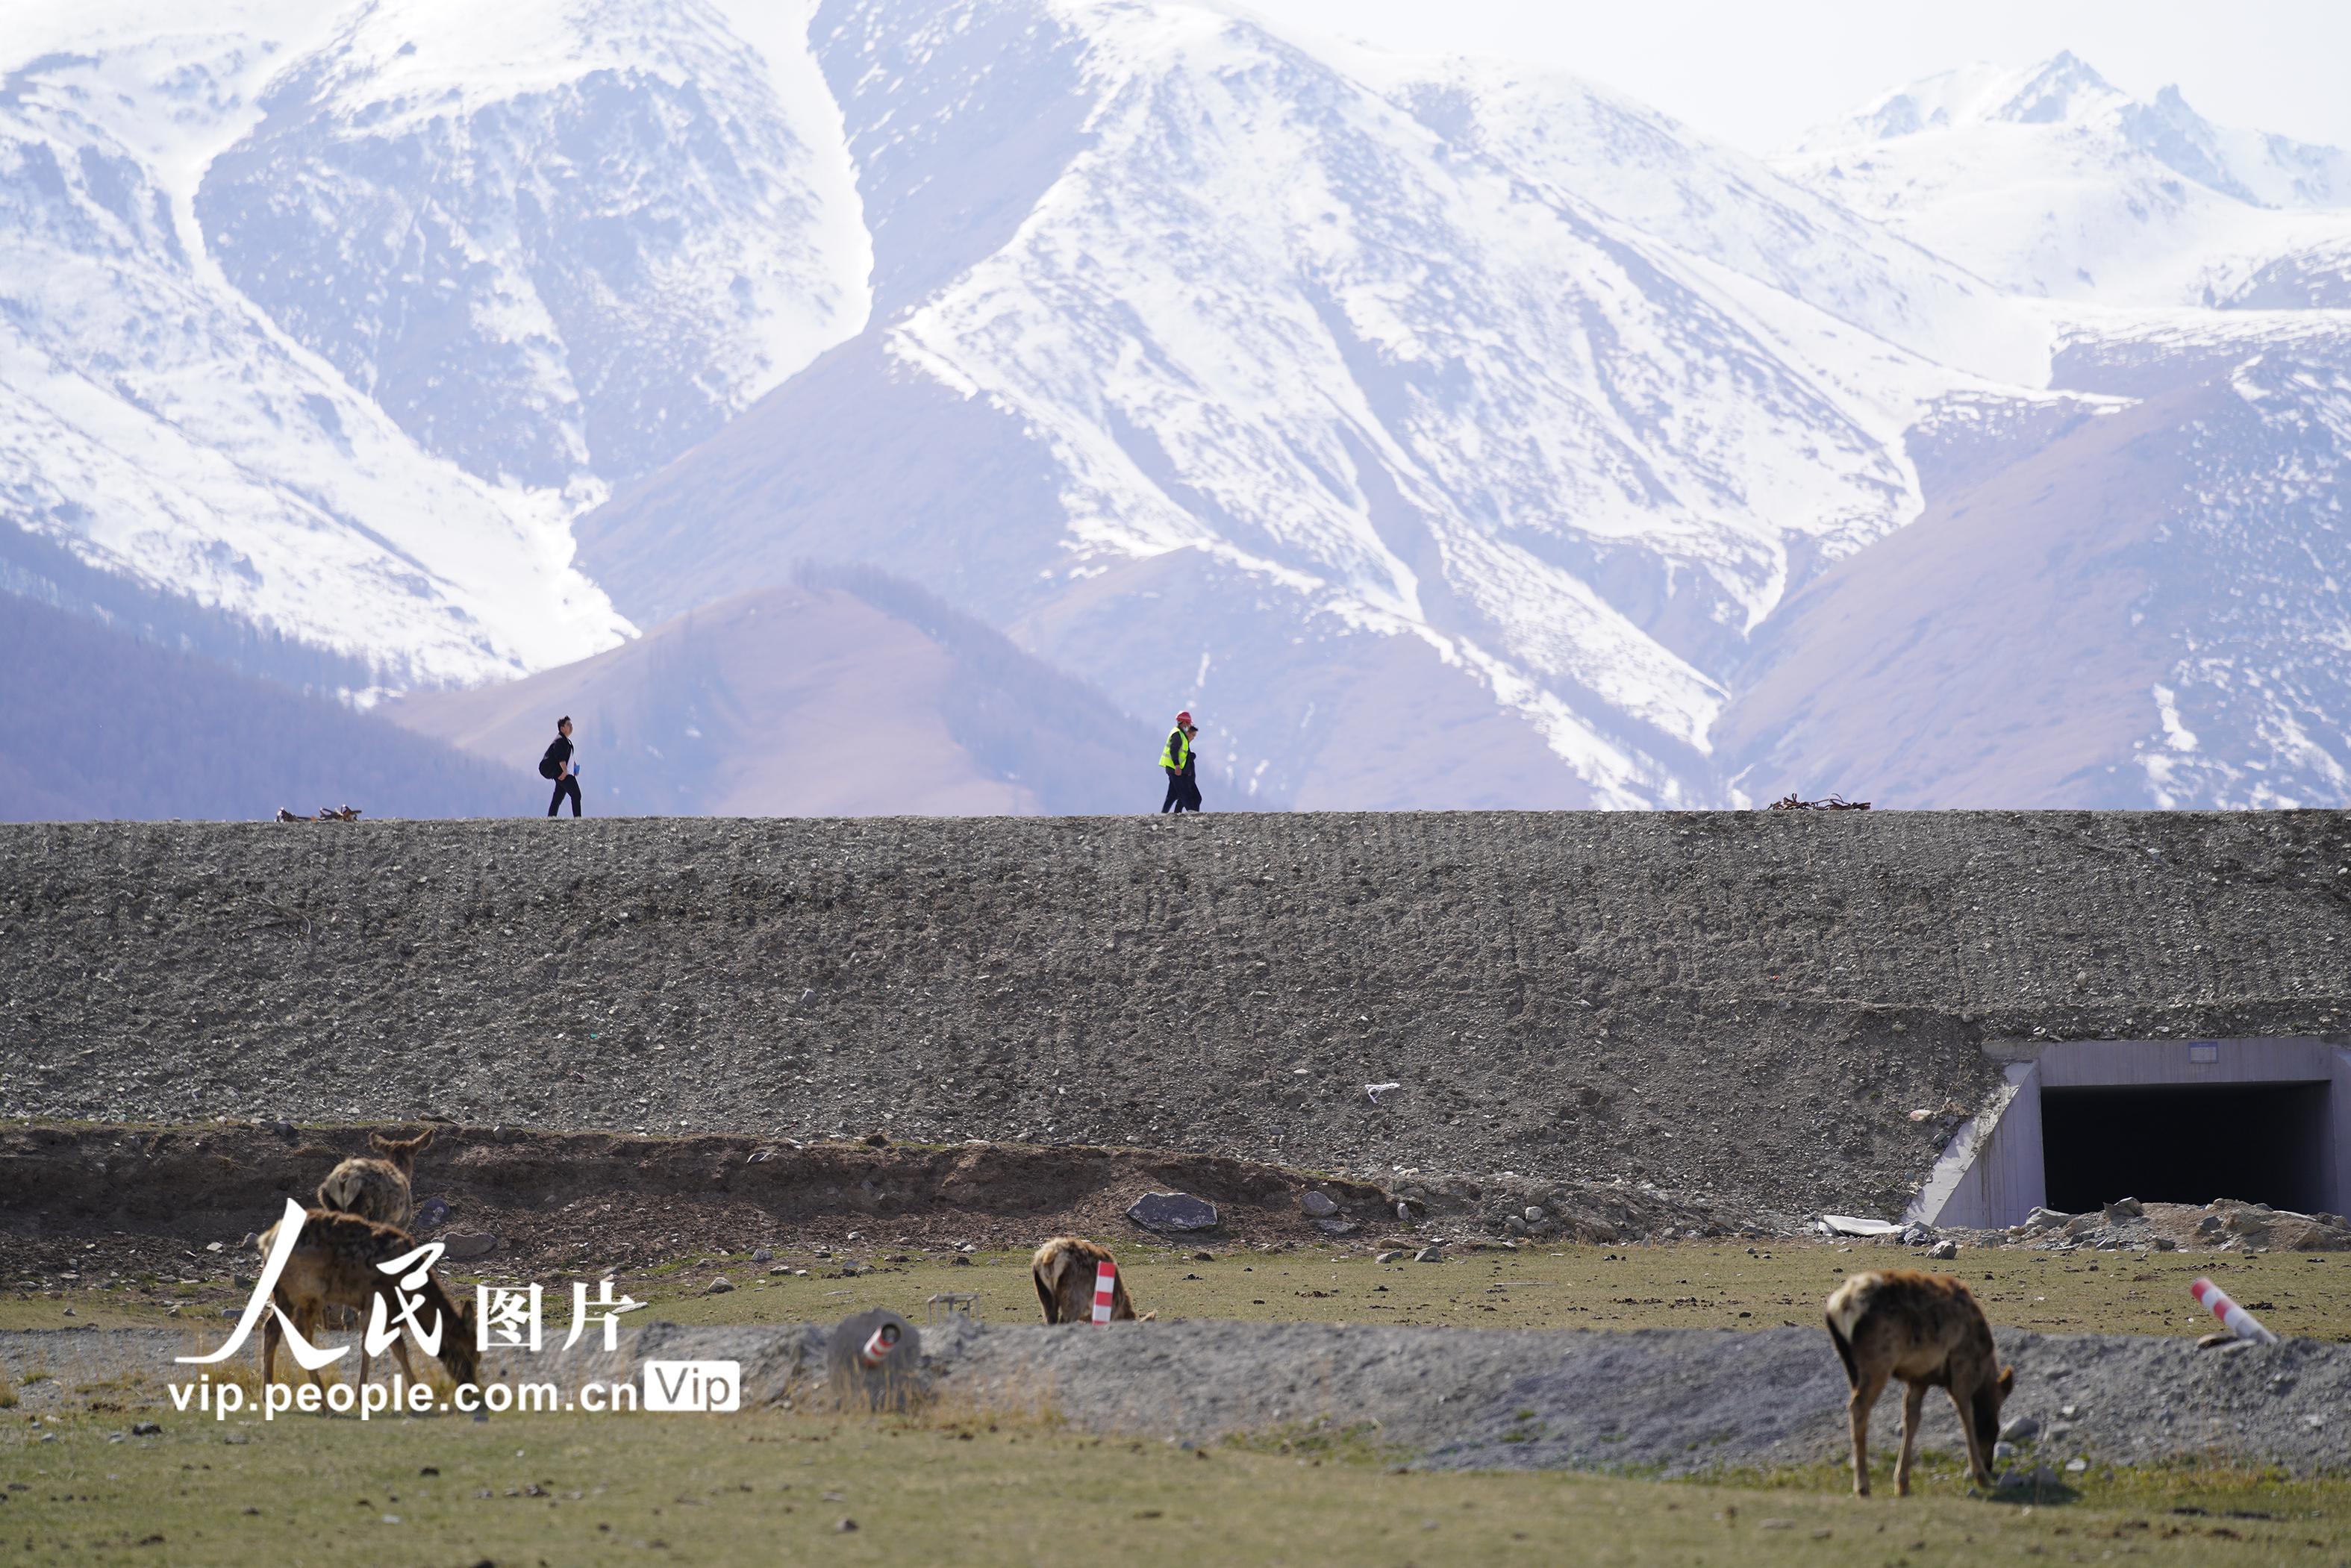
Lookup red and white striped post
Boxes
[1090,1260,1117,1325]
[2191,1278,2279,1345]
[860,1322,901,1367]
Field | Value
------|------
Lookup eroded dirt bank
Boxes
[5,811,2350,1214]
[0,1121,1738,1281]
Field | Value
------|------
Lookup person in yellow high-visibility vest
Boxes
[1159,710,1195,814]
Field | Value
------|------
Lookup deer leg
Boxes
[1847,1364,1889,1497]
[1952,1384,1996,1489]
[389,1336,420,1403]
[261,1310,281,1392]
[1895,1381,1927,1497]
[296,1303,328,1390]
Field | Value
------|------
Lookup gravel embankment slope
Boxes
[8,1318,2344,1476]
[4,812,2350,1215]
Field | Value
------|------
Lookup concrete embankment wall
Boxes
[4,811,2349,1214]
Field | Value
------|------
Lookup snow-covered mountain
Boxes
[1778,51,2351,306]
[584,0,2072,808]
[0,0,862,684]
[1720,348,2351,808]
[7,3,2351,810]
[198,0,868,489]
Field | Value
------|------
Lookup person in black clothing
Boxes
[542,716,582,817]
[1178,719,1203,813]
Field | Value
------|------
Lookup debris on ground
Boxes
[1996,1198,2351,1253]
[1818,1214,1902,1237]
[1764,793,1871,810]
[1126,1191,1222,1234]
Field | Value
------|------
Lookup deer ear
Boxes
[1998,1366,2015,1396]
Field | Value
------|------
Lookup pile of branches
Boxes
[275,805,364,822]
[1765,793,1871,811]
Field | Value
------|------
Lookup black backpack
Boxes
[538,740,565,780]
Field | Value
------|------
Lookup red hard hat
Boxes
[1175,710,1192,725]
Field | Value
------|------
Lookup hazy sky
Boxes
[1245,0,2351,155]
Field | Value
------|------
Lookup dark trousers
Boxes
[1161,769,1189,814]
[1182,773,1203,812]
[548,775,582,817]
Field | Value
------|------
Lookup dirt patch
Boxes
[0,1120,1399,1275]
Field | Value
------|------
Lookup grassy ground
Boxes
[4,1403,2348,1568]
[12,1237,2350,1340]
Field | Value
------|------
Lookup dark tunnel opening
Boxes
[2041,1081,2334,1215]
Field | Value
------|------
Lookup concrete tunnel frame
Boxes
[1909,1038,2351,1229]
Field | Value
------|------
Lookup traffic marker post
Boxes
[2191,1277,2279,1344]
[1091,1260,1117,1325]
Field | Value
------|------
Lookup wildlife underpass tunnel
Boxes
[1912,1038,2351,1228]
[2041,1081,2331,1215]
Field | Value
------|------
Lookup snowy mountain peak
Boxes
[1803,52,2126,146]
[1780,52,2351,303]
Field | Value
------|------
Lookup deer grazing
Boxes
[316,1128,434,1228]
[255,1207,478,1394]
[1826,1269,2014,1496]
[1031,1237,1149,1324]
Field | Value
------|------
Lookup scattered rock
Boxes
[131,1422,160,1437]
[1314,1219,1360,1237]
[1414,1248,1443,1264]
[1300,1192,1340,1219]
[751,1247,774,1264]
[1999,1415,2040,1443]
[2064,1458,2088,1474]
[1928,1239,1958,1261]
[1127,1192,1220,1233]
[705,1277,734,1295]
[412,1199,450,1232]
[439,1233,499,1261]
[1524,1207,1546,1225]
[1376,1251,1403,1264]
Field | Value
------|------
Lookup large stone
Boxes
[440,1232,498,1260]
[1128,1192,1220,1232]
[1300,1191,1340,1218]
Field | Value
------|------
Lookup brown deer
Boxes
[1826,1269,2014,1496]
[256,1208,478,1394]
[1031,1237,1149,1324]
[317,1128,434,1228]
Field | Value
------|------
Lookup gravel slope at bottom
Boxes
[12,1318,2343,1478]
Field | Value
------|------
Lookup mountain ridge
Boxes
[7,8,2351,811]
